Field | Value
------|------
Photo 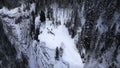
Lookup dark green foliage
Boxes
[30,11,35,39]
[55,47,59,60]
[34,28,39,41]
[40,11,46,22]
[47,7,53,20]
[116,31,120,45]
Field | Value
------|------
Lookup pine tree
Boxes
[40,11,46,22]
[55,47,59,60]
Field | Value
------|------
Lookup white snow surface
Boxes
[39,20,84,68]
[35,15,40,29]
[0,7,19,17]
[38,7,84,67]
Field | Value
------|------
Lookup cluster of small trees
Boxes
[55,46,63,60]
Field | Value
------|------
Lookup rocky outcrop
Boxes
[0,19,29,68]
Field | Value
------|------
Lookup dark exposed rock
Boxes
[0,19,29,68]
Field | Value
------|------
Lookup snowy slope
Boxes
[39,20,84,68]
[38,5,84,68]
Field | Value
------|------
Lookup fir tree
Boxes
[55,47,59,60]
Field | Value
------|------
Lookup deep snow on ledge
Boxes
[38,6,84,67]
[38,19,84,68]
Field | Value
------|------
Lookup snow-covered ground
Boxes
[38,7,84,67]
[38,20,84,68]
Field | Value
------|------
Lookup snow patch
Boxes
[35,15,40,29]
[30,3,36,13]
[96,16,107,34]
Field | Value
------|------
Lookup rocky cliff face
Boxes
[76,0,120,68]
[0,19,29,68]
[0,0,120,68]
